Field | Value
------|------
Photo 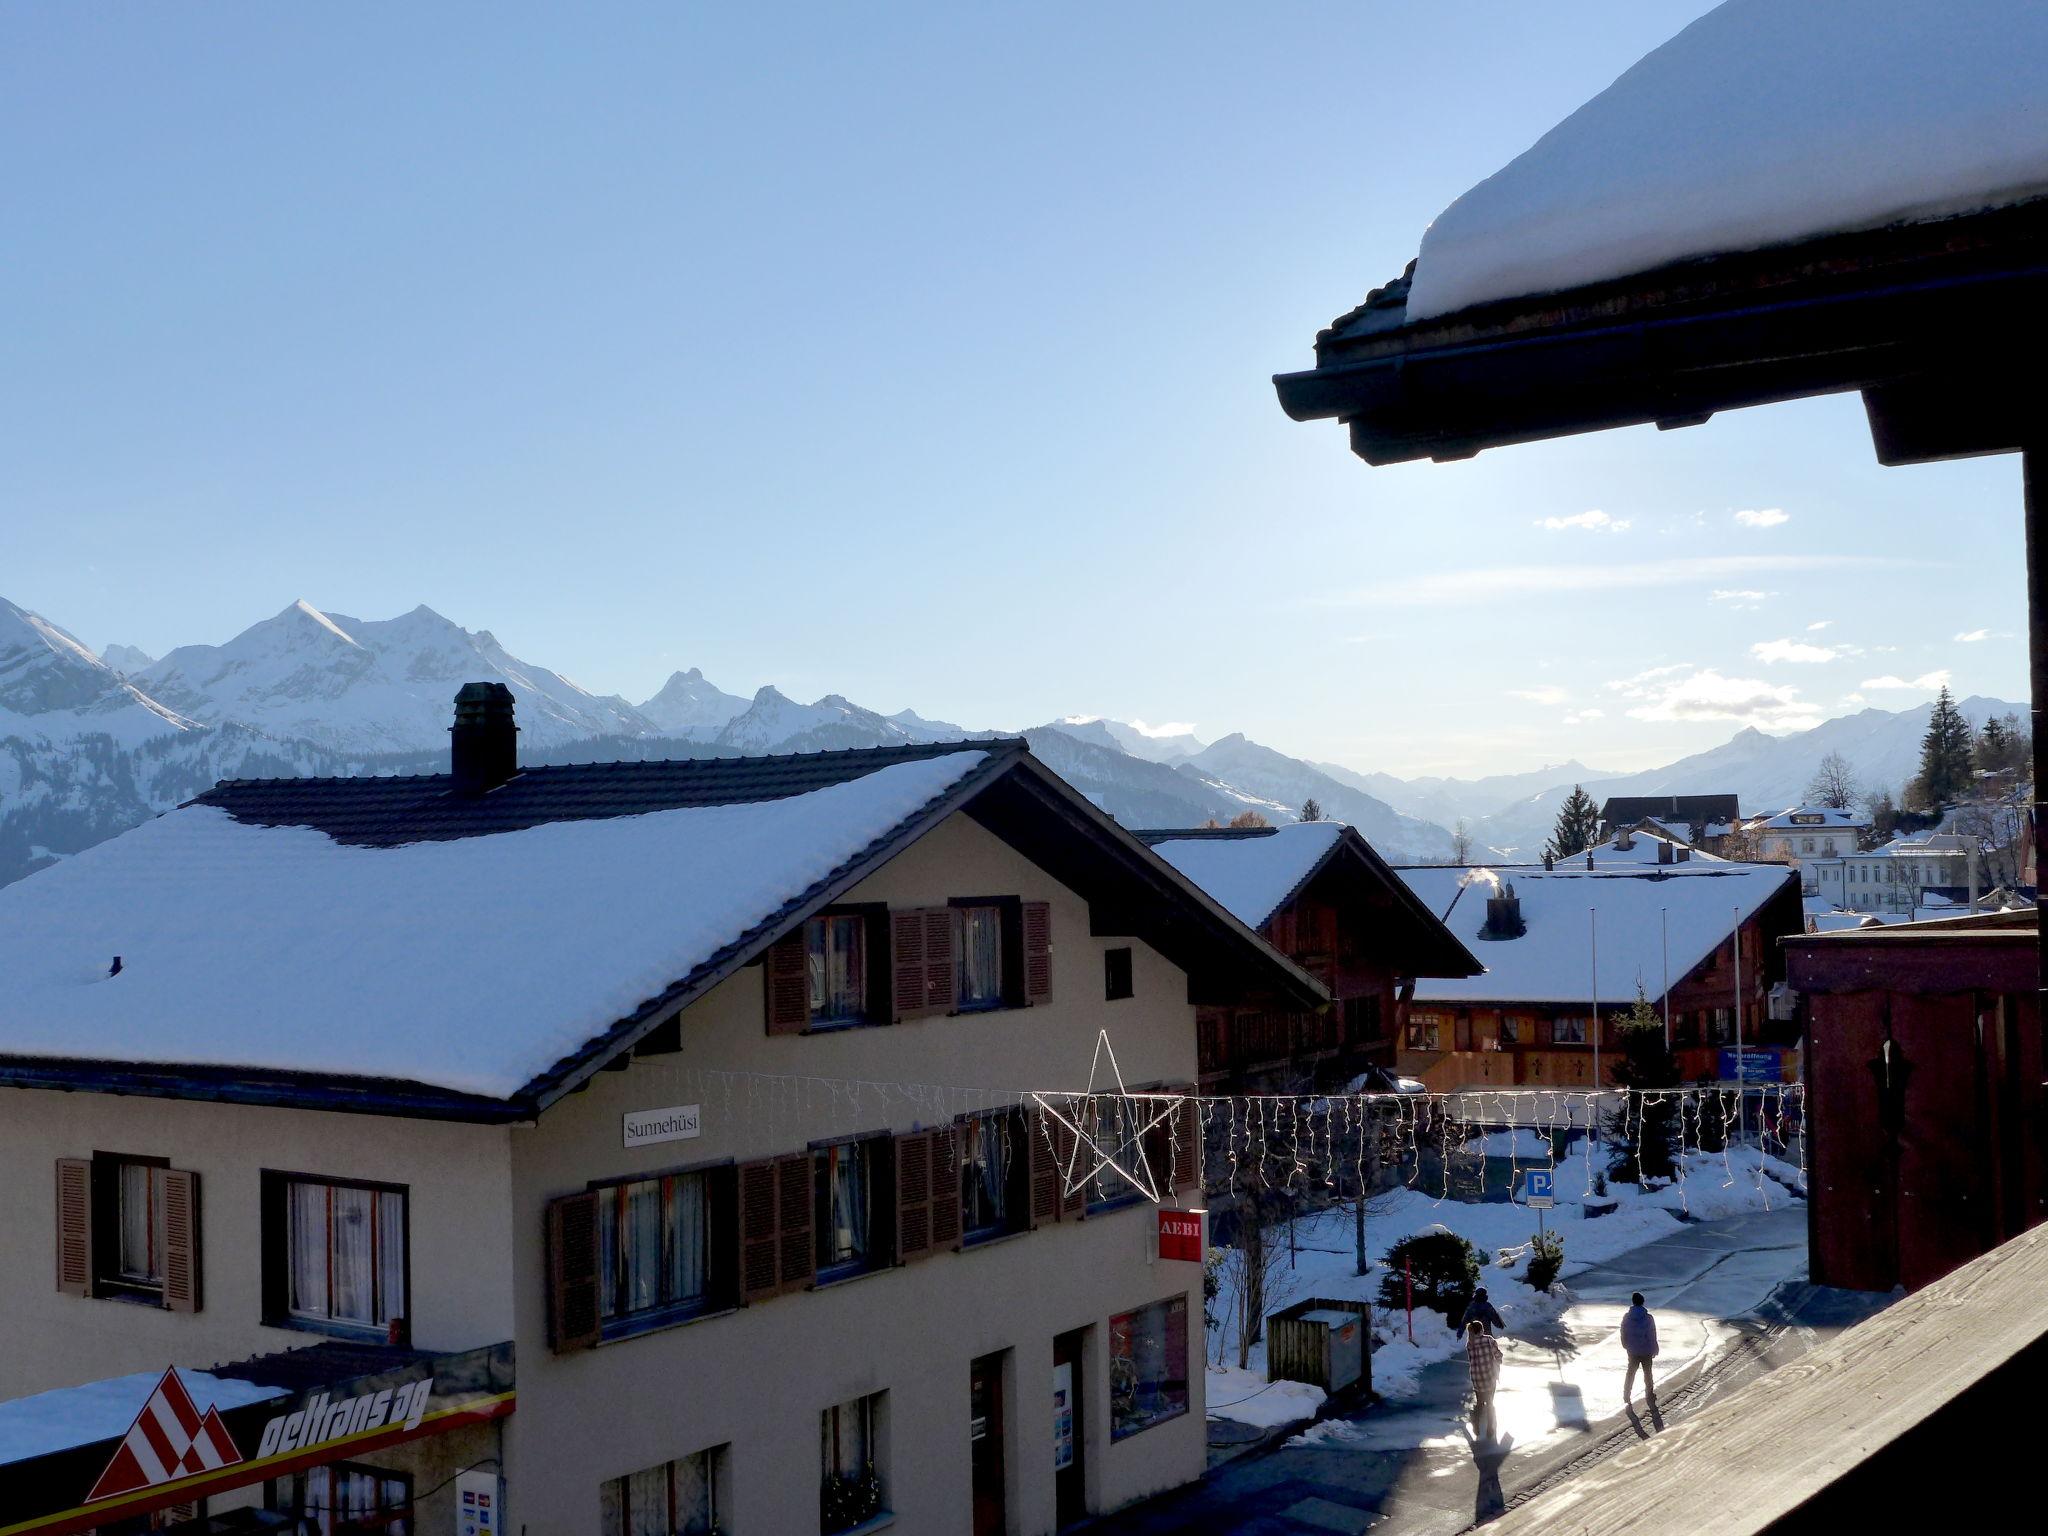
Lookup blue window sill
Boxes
[826,1513,896,1536]
[814,1259,889,1289]
[959,1225,1029,1253]
[267,1315,401,1344]
[1086,1191,1149,1217]
[599,1298,738,1343]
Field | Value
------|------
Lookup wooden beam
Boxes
[1490,1222,2048,1534]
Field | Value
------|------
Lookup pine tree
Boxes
[1603,985,1681,1182]
[1547,785,1600,860]
[1299,798,1324,823]
[1909,687,1974,810]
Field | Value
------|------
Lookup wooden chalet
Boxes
[1137,824,1480,1093]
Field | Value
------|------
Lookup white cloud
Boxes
[1125,718,1196,738]
[1734,508,1790,529]
[1508,685,1570,706]
[1953,628,2001,643]
[1750,638,1841,665]
[1709,588,1773,609]
[1535,509,1630,534]
[1562,708,1605,725]
[1839,693,1866,708]
[1331,553,1905,608]
[1807,620,1833,631]
[1860,670,1951,692]
[1606,665,1818,729]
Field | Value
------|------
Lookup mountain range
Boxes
[0,593,2021,889]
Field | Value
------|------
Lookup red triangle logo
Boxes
[85,1439,152,1504]
[85,1367,244,1504]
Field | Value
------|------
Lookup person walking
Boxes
[1620,1291,1659,1413]
[1465,1319,1503,1442]
[1456,1286,1506,1337]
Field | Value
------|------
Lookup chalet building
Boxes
[0,688,1324,1536]
[1135,823,1480,1094]
[1787,909,2045,1294]
[1389,860,1805,1092]
[1751,805,1871,877]
[1597,794,1741,854]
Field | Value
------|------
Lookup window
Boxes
[821,1392,888,1535]
[1803,838,1815,854]
[1344,995,1382,1044]
[953,903,1005,1009]
[814,1138,891,1280]
[596,1168,734,1331]
[273,1462,411,1536]
[268,1175,407,1334]
[1104,946,1134,1002]
[959,1111,1029,1242]
[601,1447,723,1536]
[1109,1296,1189,1441]
[807,914,869,1026]
[1406,1012,1444,1051]
[1551,1016,1588,1045]
[1083,1096,1150,1212]
[1708,1008,1734,1045]
[1497,1017,1524,1047]
[60,1154,200,1310]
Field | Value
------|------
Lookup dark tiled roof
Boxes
[190,738,1024,846]
[1600,793,1740,825]
[1129,827,1279,842]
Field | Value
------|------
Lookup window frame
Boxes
[1550,1015,1589,1046]
[600,1445,724,1536]
[1107,1295,1190,1442]
[586,1160,739,1339]
[270,1458,413,1536]
[957,1108,1031,1246]
[261,1170,411,1340]
[1082,1091,1159,1215]
[90,1151,169,1303]
[811,1135,895,1284]
[821,1391,889,1535]
[805,909,876,1030]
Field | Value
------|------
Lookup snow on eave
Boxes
[1405,0,2048,321]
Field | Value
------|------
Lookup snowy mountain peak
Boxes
[638,667,750,735]
[96,643,157,675]
[0,597,193,745]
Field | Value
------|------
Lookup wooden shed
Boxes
[1786,910,2045,1293]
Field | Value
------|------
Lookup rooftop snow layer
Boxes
[1405,0,2048,320]
[1395,863,1795,1006]
[1145,822,1345,930]
[1756,805,1869,830]
[0,1369,284,1467]
[0,752,987,1099]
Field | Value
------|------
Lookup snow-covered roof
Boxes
[1578,831,1726,868]
[0,1369,283,1468]
[1755,805,1869,831]
[1394,862,1797,1007]
[1142,822,1346,930]
[1406,0,2048,319]
[0,753,992,1102]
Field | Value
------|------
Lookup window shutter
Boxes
[895,1132,934,1262]
[1171,1092,1203,1196]
[929,1126,963,1251]
[1022,901,1053,1004]
[55,1158,91,1297]
[545,1191,602,1353]
[891,909,928,1020]
[774,1153,815,1295]
[923,908,956,1013]
[764,931,810,1035]
[162,1169,201,1314]
[738,1159,782,1304]
[1054,1114,1087,1220]
[1534,1017,1553,1047]
[1027,1111,1061,1229]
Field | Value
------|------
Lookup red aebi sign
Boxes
[1158,1209,1203,1262]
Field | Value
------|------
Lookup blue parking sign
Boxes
[1525,1167,1555,1207]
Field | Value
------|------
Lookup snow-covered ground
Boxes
[1207,1140,1802,1427]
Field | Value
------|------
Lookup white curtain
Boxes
[666,1175,707,1304]
[831,1147,868,1265]
[329,1185,373,1325]
[974,1118,1007,1226]
[600,1475,627,1536]
[288,1182,329,1317]
[375,1190,407,1326]
[957,907,1002,1005]
[627,1464,669,1536]
[598,1191,620,1319]
[673,1450,714,1535]
[623,1181,661,1314]
[118,1164,158,1282]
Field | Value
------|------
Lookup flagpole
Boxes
[1590,906,1600,1141]
[1661,907,1671,1048]
[1733,904,1745,1146]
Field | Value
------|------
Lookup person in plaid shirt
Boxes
[1465,1320,1504,1442]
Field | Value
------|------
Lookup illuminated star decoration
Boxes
[1032,1029,1182,1203]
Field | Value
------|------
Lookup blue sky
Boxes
[4,3,2026,777]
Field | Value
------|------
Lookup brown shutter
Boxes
[1027,1111,1061,1228]
[55,1158,91,1297]
[1534,1017,1553,1047]
[161,1169,201,1314]
[1022,901,1053,1004]
[891,909,928,1020]
[895,1132,933,1262]
[775,1153,815,1295]
[923,908,956,1013]
[929,1125,963,1251]
[1171,1092,1204,1196]
[738,1159,782,1304]
[764,930,810,1035]
[1055,1113,1087,1220]
[545,1191,602,1352]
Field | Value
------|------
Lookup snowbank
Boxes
[1205,1140,1799,1422]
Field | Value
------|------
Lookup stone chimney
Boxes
[1481,882,1526,940]
[1657,839,1673,865]
[1616,827,1634,852]
[450,682,519,794]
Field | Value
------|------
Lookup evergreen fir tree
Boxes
[1603,985,1682,1182]
[1547,785,1600,860]
[1299,798,1324,823]
[1909,687,1974,810]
